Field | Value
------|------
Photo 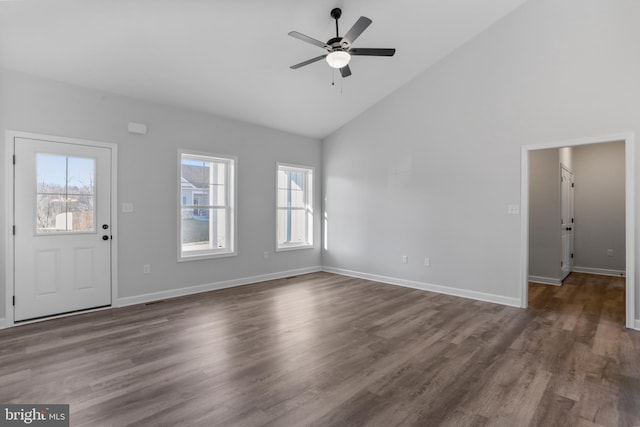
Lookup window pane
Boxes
[212,162,226,186]
[277,208,307,245]
[67,157,95,195]
[37,194,66,232]
[181,159,227,207]
[181,208,227,253]
[277,189,287,207]
[278,169,288,188]
[181,159,210,188]
[36,154,67,193]
[36,194,96,233]
[278,189,305,208]
[36,154,96,233]
[290,171,305,191]
[192,191,210,211]
[68,195,95,231]
[209,184,226,206]
[290,189,305,208]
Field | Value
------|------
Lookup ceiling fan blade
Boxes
[340,64,352,78]
[290,55,327,69]
[343,16,372,45]
[349,48,396,56]
[288,31,329,49]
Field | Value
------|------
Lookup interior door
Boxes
[14,137,112,321]
[560,166,574,280]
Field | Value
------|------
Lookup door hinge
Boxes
[572,182,574,188]
[561,261,563,267]
[12,155,15,165]
[12,296,15,306]
[12,225,15,235]
[571,218,574,223]
[571,253,574,259]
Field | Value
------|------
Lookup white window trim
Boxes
[276,162,314,252]
[177,149,237,261]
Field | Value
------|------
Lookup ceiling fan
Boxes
[289,8,396,78]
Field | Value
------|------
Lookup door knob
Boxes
[102,224,109,230]
[102,235,109,240]
[565,227,572,231]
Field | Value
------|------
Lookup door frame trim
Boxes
[520,132,636,329]
[560,164,574,281]
[4,130,118,328]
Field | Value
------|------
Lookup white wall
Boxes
[322,0,640,319]
[528,149,561,282]
[573,142,625,272]
[0,69,322,320]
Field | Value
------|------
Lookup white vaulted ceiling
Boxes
[0,0,527,139]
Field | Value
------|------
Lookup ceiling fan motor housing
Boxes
[327,37,349,51]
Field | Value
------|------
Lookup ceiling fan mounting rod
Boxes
[330,8,342,38]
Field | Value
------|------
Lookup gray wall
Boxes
[573,142,625,272]
[0,69,322,320]
[322,0,640,318]
[528,149,561,282]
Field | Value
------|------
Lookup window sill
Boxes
[177,251,237,262]
[276,244,314,252]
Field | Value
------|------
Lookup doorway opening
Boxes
[520,133,635,329]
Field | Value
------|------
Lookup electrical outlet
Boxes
[424,257,431,267]
[607,249,613,257]
[402,255,408,264]
[143,264,150,274]
[122,202,134,213]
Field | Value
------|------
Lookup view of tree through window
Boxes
[36,153,95,233]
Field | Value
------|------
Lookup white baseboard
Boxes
[321,266,521,308]
[117,266,322,307]
[0,317,5,329]
[634,319,640,331]
[528,275,562,286]
[572,266,626,277]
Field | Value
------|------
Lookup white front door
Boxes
[561,166,574,281]
[14,137,112,321]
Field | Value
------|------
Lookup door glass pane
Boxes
[36,154,66,193]
[36,153,96,234]
[36,194,66,232]
[67,157,96,194]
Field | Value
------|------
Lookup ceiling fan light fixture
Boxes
[326,50,351,69]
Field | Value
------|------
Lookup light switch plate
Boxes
[507,204,520,215]
[122,202,134,213]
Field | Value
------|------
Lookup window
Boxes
[36,153,96,234]
[277,163,313,250]
[179,151,236,260]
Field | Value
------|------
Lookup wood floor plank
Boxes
[0,271,637,426]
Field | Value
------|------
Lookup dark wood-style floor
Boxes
[0,272,638,426]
